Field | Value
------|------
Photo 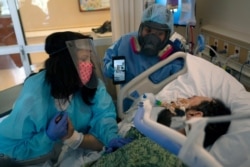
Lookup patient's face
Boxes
[186,96,212,107]
[185,96,212,120]
[161,96,212,116]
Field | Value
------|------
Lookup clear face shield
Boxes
[66,38,104,89]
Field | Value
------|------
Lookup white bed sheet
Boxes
[155,54,250,167]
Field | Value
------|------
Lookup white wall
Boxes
[196,0,250,35]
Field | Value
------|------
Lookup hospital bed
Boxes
[1,52,250,167]
[117,51,250,167]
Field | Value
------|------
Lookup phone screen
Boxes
[112,56,126,84]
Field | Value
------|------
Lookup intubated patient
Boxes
[157,96,232,148]
[90,95,231,167]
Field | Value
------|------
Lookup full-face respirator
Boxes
[139,33,163,56]
[130,22,185,60]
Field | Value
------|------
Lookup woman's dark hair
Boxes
[189,99,231,147]
[44,31,96,105]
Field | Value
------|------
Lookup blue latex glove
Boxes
[105,138,134,153]
[106,62,114,77]
[46,112,68,141]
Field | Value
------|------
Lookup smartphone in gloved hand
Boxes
[46,112,68,141]
[112,56,126,84]
[55,112,64,123]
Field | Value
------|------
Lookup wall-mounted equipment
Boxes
[155,0,196,26]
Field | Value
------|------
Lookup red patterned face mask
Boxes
[78,61,93,85]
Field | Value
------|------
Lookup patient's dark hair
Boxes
[188,98,231,147]
[157,109,174,127]
[44,31,96,105]
[157,98,231,148]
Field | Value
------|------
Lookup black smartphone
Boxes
[55,112,64,124]
[112,56,126,84]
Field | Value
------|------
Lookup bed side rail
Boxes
[117,51,188,119]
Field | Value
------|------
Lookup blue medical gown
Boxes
[103,31,184,86]
[0,71,119,160]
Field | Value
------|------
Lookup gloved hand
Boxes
[105,137,134,153]
[46,112,68,141]
[106,62,114,77]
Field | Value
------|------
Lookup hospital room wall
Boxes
[197,0,250,53]
[175,0,250,44]
[196,0,250,35]
[19,0,111,32]
[197,0,250,92]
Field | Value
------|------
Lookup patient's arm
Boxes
[79,134,103,151]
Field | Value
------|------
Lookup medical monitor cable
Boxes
[220,54,238,70]
[238,61,248,82]
[193,34,220,60]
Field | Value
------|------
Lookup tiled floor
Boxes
[0,54,47,91]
